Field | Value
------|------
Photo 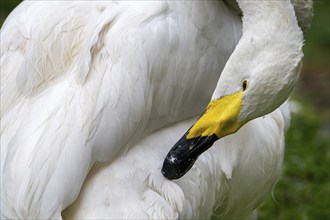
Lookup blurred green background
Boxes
[1,1,329,219]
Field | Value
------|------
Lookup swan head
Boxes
[162,7,304,180]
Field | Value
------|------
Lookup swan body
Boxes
[0,0,311,219]
[1,1,241,219]
[63,103,290,219]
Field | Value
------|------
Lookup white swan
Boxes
[63,106,290,219]
[0,0,312,219]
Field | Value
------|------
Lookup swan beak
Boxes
[162,92,246,180]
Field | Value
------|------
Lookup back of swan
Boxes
[1,1,241,218]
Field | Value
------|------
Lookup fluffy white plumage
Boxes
[63,104,290,219]
[0,0,311,219]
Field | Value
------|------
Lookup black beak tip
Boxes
[161,134,218,180]
[161,150,197,180]
[161,163,178,180]
[161,158,185,180]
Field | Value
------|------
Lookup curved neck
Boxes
[211,0,304,112]
[238,0,301,35]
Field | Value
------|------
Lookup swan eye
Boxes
[242,80,248,91]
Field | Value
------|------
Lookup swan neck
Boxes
[237,0,302,35]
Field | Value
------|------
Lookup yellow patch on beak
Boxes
[186,91,246,139]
